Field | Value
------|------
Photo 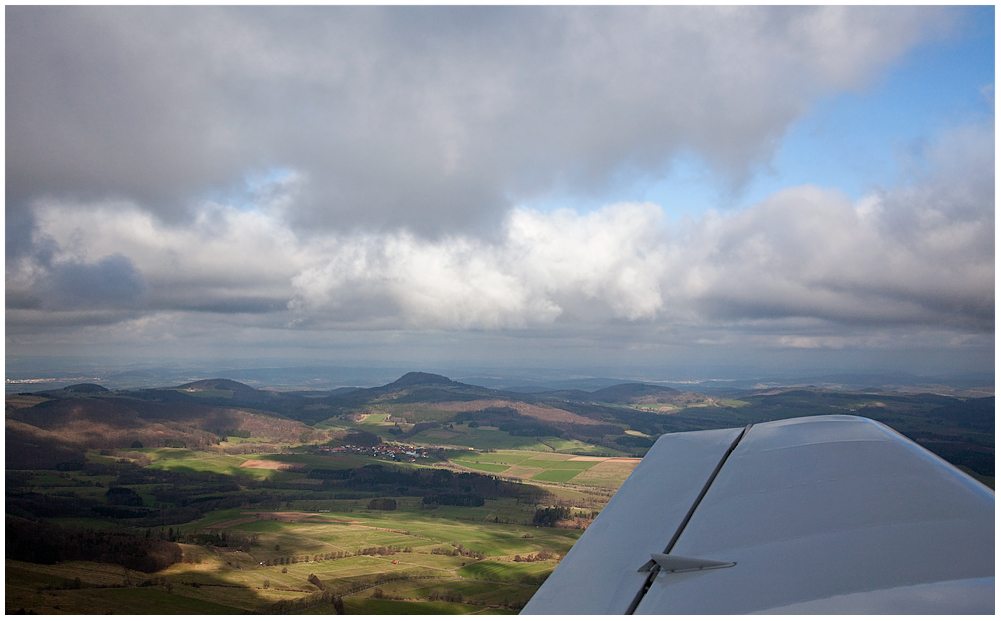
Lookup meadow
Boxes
[7,442,617,614]
[451,449,640,488]
[7,495,573,614]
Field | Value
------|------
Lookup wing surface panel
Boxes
[633,416,994,614]
[753,577,994,615]
[519,427,743,615]
[521,415,994,615]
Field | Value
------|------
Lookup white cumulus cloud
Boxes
[7,123,992,352]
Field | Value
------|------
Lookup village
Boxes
[318,443,429,462]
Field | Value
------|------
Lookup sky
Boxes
[5,6,995,381]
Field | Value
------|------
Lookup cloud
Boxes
[9,120,991,342]
[288,120,993,334]
[7,236,148,313]
[5,6,988,374]
[6,6,952,236]
[686,183,992,331]
[7,199,306,320]
[288,203,669,329]
[46,254,148,310]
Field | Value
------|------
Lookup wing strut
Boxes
[625,423,752,614]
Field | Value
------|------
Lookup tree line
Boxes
[307,463,548,503]
[6,516,183,573]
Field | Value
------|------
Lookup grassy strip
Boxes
[341,598,494,614]
[456,560,553,582]
[519,459,593,470]
[529,470,583,483]
[451,460,512,473]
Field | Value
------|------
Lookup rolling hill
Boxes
[6,372,993,481]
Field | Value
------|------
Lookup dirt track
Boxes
[239,459,306,471]
[208,511,361,529]
[568,456,642,463]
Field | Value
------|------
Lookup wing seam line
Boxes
[625,423,753,614]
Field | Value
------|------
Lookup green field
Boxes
[7,443,592,615]
[409,427,562,451]
[362,422,623,454]
[452,460,512,473]
[456,560,552,583]
[140,449,274,478]
[6,492,576,614]
[138,441,637,496]
[449,450,638,489]
[529,469,586,483]
[336,598,515,614]
[5,560,251,614]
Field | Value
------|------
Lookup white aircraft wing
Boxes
[521,415,994,614]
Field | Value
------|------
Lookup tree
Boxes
[344,430,380,447]
[532,506,573,527]
[367,498,397,511]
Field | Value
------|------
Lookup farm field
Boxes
[400,426,598,452]
[6,494,575,614]
[140,449,279,479]
[450,450,641,489]
[8,437,606,614]
[348,407,629,455]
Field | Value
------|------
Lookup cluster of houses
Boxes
[317,443,428,462]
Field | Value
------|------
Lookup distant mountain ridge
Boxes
[385,372,461,388]
[5,371,705,468]
[590,383,682,403]
[177,378,257,392]
[63,383,110,394]
[175,378,272,399]
[6,371,992,480]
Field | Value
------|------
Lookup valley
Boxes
[6,371,993,613]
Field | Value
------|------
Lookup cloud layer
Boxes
[5,6,991,374]
[8,121,992,341]
[7,6,950,235]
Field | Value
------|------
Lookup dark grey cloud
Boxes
[6,6,950,236]
[146,293,289,316]
[6,309,146,331]
[5,205,37,261]
[46,254,148,310]
[7,251,148,312]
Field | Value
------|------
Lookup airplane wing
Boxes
[521,415,994,614]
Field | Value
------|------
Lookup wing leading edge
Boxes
[521,415,994,615]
